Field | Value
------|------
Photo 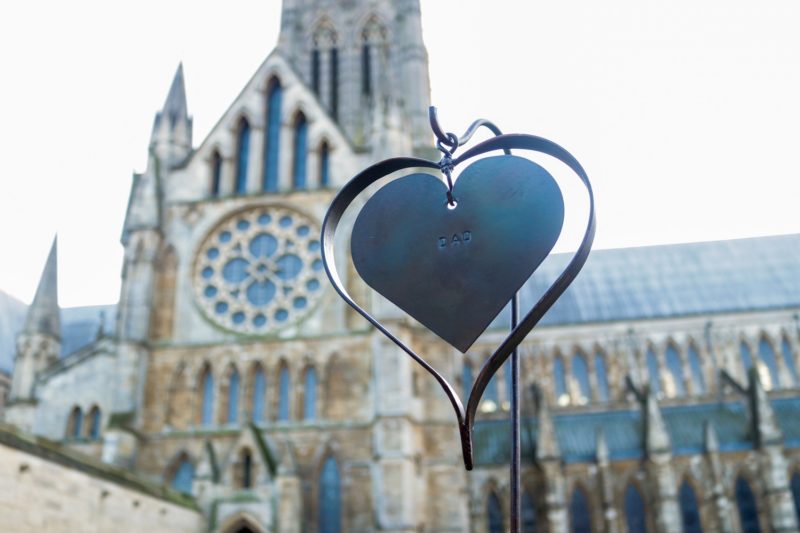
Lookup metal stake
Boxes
[510,292,521,532]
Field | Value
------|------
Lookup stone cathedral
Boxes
[3,0,800,532]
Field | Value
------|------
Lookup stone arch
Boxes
[197,362,215,426]
[84,404,101,440]
[756,332,781,389]
[219,512,266,533]
[164,450,195,495]
[664,338,687,397]
[678,475,704,533]
[311,444,344,533]
[66,405,82,439]
[622,478,649,533]
[568,481,594,533]
[733,471,763,533]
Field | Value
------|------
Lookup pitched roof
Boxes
[505,233,800,327]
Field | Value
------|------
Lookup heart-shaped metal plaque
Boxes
[351,155,564,352]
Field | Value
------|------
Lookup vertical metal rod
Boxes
[510,293,521,532]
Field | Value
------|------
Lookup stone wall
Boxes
[0,423,203,533]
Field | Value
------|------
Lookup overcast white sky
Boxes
[1,0,799,307]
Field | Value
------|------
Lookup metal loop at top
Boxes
[430,105,511,157]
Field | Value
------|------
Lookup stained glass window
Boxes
[264,79,282,192]
[688,344,706,394]
[782,337,799,386]
[488,492,504,533]
[329,48,339,120]
[665,345,686,397]
[569,487,592,533]
[201,368,214,426]
[758,338,780,389]
[278,365,290,421]
[624,483,646,533]
[319,456,341,533]
[646,348,661,396]
[241,448,253,489]
[68,406,83,439]
[227,368,240,424]
[236,118,250,194]
[304,367,318,420]
[211,151,222,197]
[252,367,266,422]
[361,43,372,97]
[555,356,568,405]
[88,405,101,440]
[735,476,761,533]
[293,113,308,189]
[573,352,591,404]
[679,480,703,533]
[311,49,320,95]
[319,142,330,187]
[595,352,610,402]
[171,457,194,495]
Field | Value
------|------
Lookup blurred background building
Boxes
[1,0,800,531]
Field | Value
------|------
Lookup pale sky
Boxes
[1,0,798,307]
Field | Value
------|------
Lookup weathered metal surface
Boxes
[351,155,564,352]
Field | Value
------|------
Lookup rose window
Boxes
[193,205,325,334]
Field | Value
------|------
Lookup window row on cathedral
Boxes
[486,473,800,533]
[64,405,102,441]
[209,78,332,198]
[167,449,343,532]
[166,362,321,430]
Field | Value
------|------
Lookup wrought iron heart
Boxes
[351,156,564,352]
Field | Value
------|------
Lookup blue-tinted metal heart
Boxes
[351,155,564,352]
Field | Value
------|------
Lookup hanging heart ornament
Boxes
[321,132,595,469]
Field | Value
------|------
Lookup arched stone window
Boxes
[624,483,646,533]
[311,21,338,119]
[487,491,504,533]
[319,141,330,187]
[569,486,592,533]
[292,112,308,189]
[665,344,686,397]
[646,347,661,396]
[311,48,321,95]
[66,406,83,439]
[227,367,241,424]
[250,365,266,423]
[572,351,591,404]
[679,479,703,533]
[782,336,799,386]
[303,367,318,420]
[329,48,339,119]
[735,476,761,533]
[758,337,780,389]
[235,447,254,490]
[360,16,387,100]
[263,78,282,192]
[688,343,706,394]
[791,472,800,523]
[595,351,610,402]
[169,453,194,495]
[319,456,342,533]
[740,341,754,375]
[86,405,101,440]
[199,365,214,427]
[211,150,222,196]
[462,360,473,399]
[554,355,569,406]
[278,363,290,422]
[522,490,538,532]
[235,117,251,194]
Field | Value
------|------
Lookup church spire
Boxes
[159,63,188,129]
[150,62,192,168]
[24,236,60,338]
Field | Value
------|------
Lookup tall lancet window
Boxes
[646,347,661,396]
[624,483,647,533]
[665,344,686,397]
[170,455,195,495]
[329,47,339,120]
[251,365,266,422]
[67,406,83,439]
[688,343,706,394]
[361,42,372,97]
[311,48,321,95]
[361,16,387,102]
[595,351,610,402]
[569,487,592,533]
[319,141,330,187]
[319,456,342,533]
[740,341,754,375]
[211,150,222,196]
[200,366,214,426]
[679,480,703,533]
[227,367,240,424]
[293,112,308,189]
[735,476,761,533]
[264,78,282,192]
[235,117,250,194]
[87,405,101,440]
[758,337,780,389]
[303,367,317,420]
[487,492,504,533]
[278,364,290,422]
[782,336,799,386]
